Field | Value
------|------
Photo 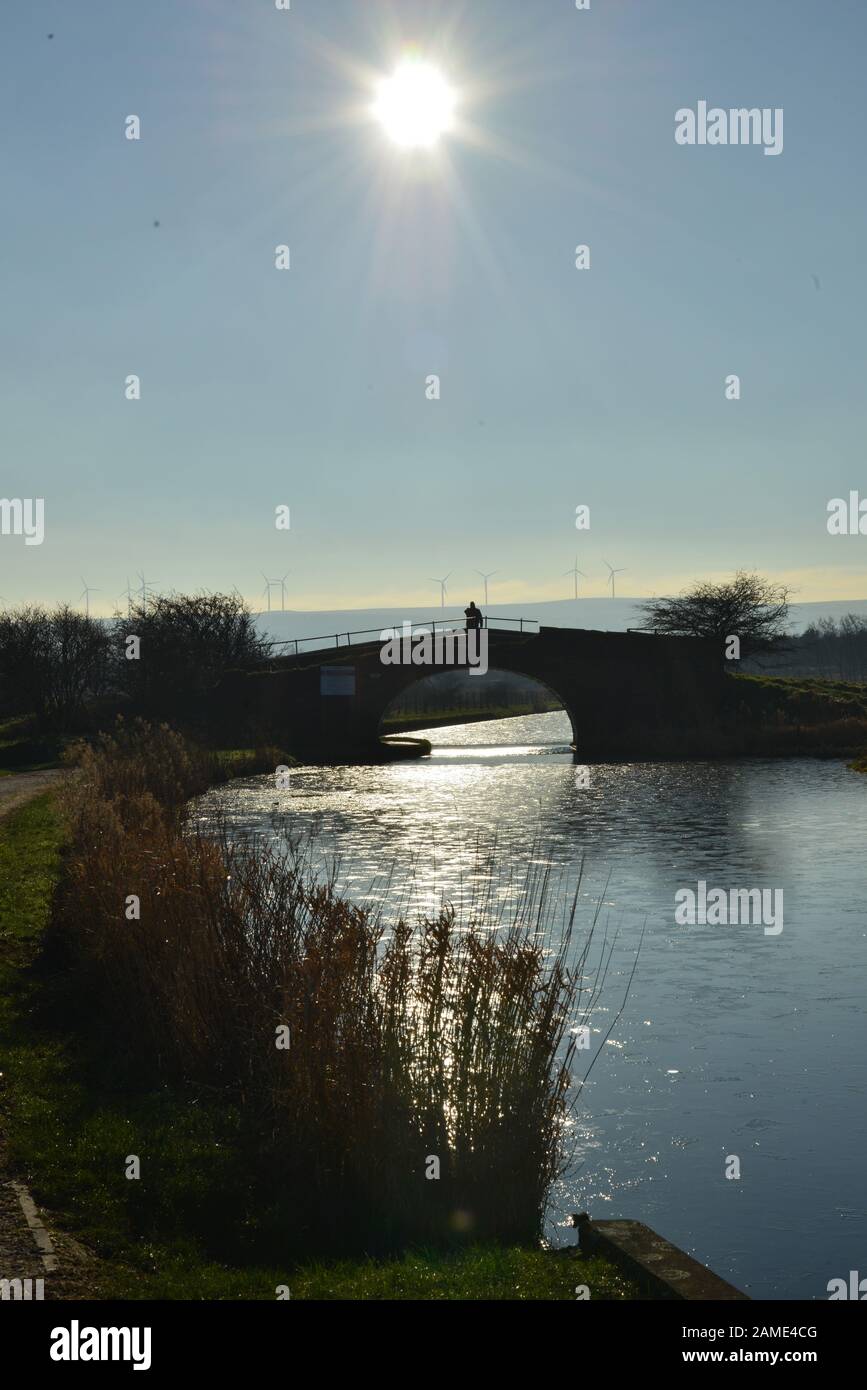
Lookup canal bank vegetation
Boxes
[0,723,640,1298]
[53,721,580,1257]
[0,594,289,761]
[724,672,867,759]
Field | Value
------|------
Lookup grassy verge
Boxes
[0,781,639,1300]
[723,673,867,759]
[736,674,867,707]
[99,1244,637,1302]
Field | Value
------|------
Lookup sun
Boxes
[372,58,457,150]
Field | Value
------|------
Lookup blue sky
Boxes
[3,0,867,613]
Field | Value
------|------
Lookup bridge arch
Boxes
[376,666,578,748]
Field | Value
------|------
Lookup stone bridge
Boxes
[213,624,727,760]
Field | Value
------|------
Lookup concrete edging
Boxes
[9,1180,58,1274]
[573,1213,750,1301]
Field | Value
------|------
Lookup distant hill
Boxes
[253,598,867,653]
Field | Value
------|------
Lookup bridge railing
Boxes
[266,616,540,658]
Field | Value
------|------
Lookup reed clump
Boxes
[52,722,589,1260]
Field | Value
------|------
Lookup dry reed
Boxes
[53,721,623,1257]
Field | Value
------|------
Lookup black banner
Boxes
[4,1297,862,1376]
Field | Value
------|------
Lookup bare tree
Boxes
[0,604,111,730]
[787,615,867,679]
[638,572,791,658]
[111,591,270,711]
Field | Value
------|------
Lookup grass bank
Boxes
[0,728,638,1299]
[724,673,867,759]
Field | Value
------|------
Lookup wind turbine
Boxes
[79,577,100,617]
[602,558,627,599]
[562,558,587,600]
[261,573,290,613]
[117,577,134,618]
[428,573,452,609]
[137,571,159,610]
[475,569,497,605]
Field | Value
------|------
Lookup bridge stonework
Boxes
[214,626,727,760]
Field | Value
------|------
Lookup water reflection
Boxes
[193,712,867,1299]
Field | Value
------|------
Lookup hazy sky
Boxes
[3,0,867,614]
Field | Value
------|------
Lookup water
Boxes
[194,711,867,1300]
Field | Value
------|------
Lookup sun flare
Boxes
[372,59,457,150]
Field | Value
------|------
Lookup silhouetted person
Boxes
[465,600,482,632]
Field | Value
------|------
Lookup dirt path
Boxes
[0,768,63,821]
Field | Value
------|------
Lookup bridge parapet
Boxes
[265,616,540,661]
